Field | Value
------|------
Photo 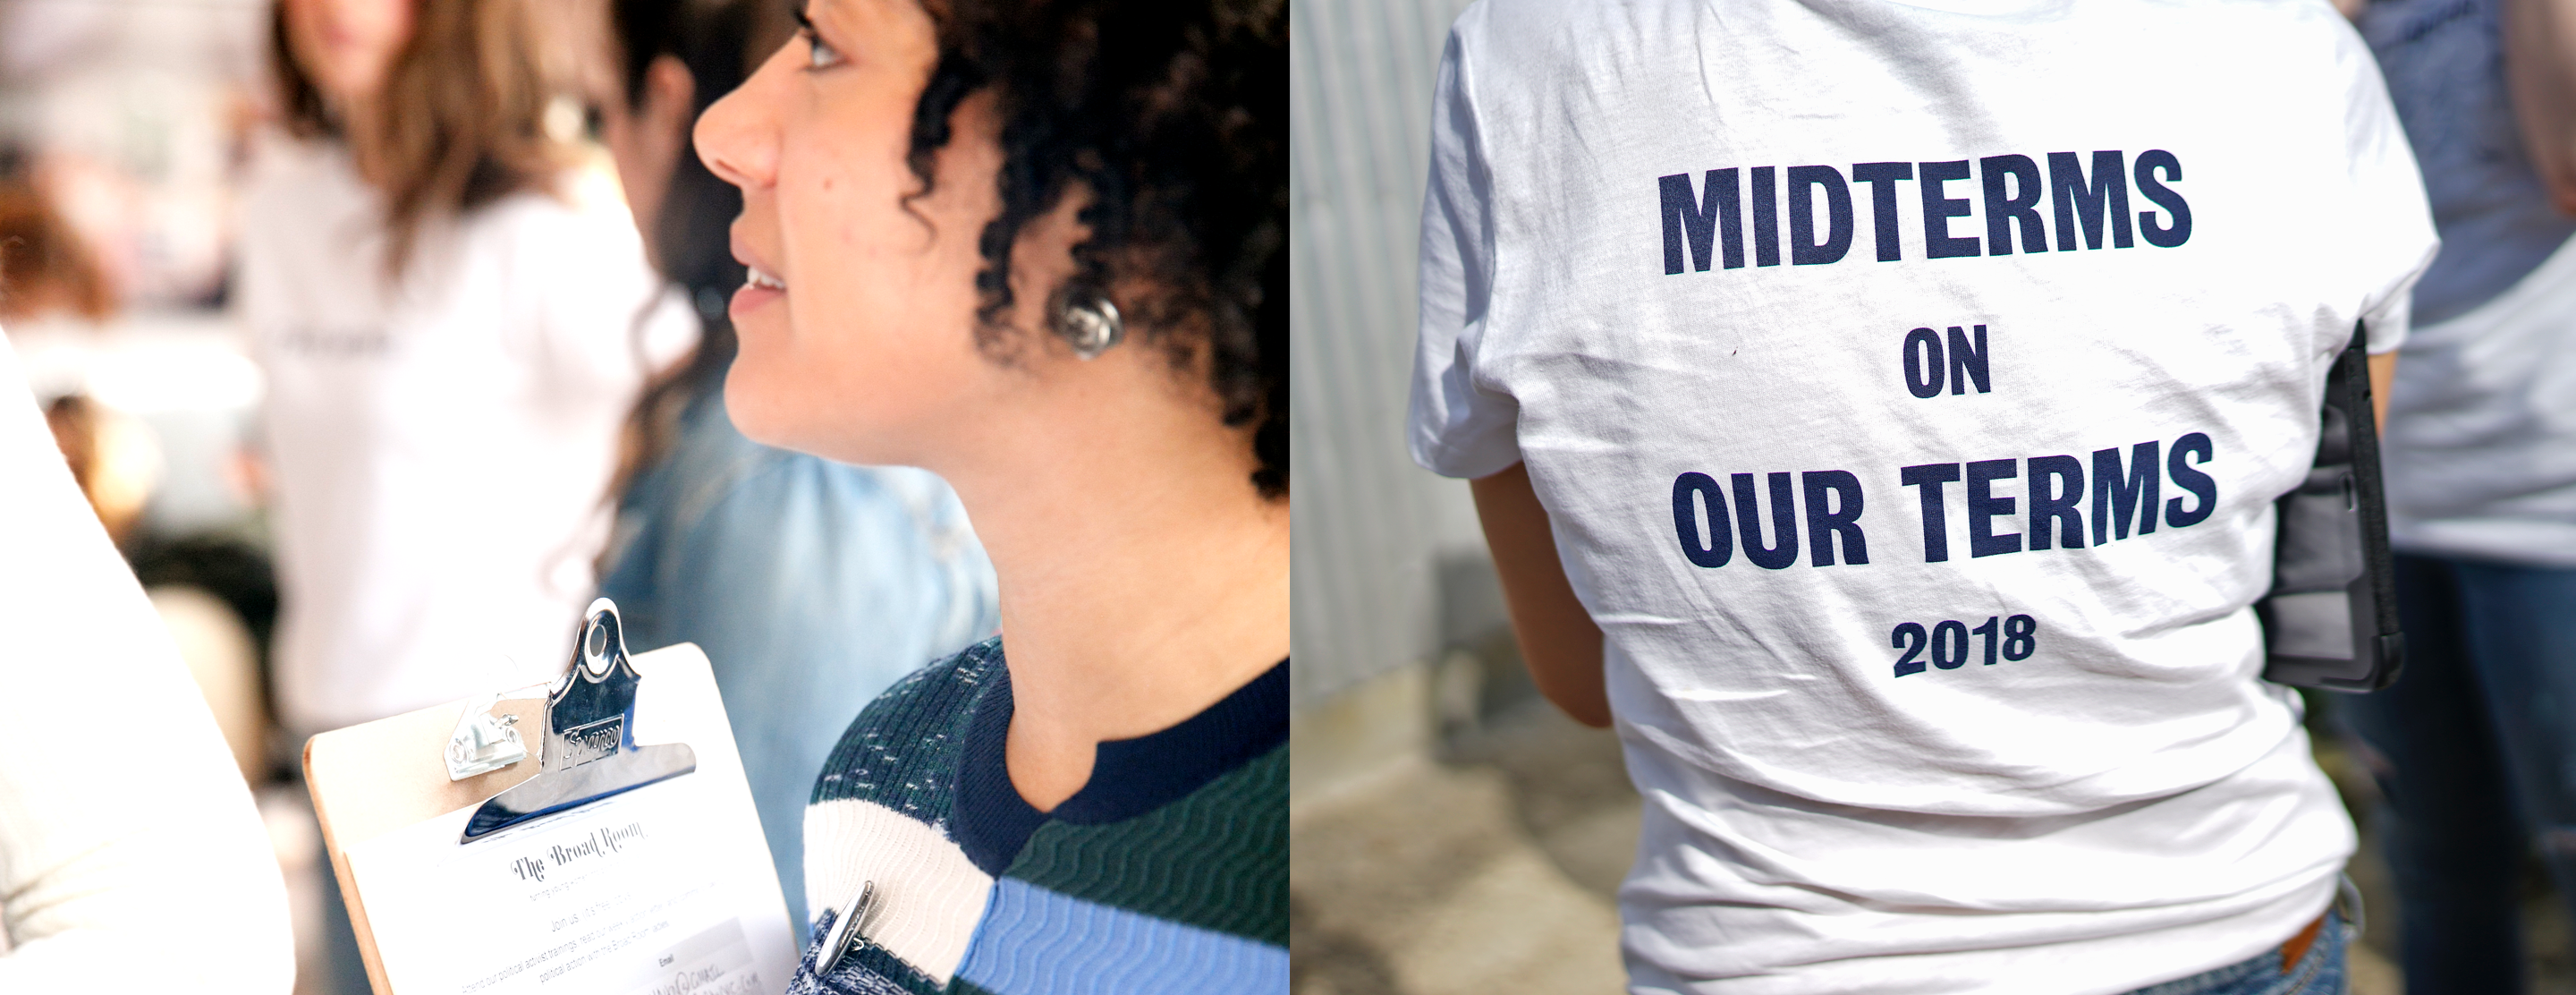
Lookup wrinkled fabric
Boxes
[1411,0,2434,989]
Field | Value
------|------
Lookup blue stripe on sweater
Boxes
[954,879,1287,994]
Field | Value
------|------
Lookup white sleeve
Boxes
[2334,16,2439,354]
[0,333,294,992]
[521,199,699,400]
[1408,24,1521,480]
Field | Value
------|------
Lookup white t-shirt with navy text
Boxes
[1410,1,2436,991]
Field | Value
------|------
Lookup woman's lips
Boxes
[730,266,785,319]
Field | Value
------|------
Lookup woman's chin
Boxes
[719,367,906,467]
[719,362,815,451]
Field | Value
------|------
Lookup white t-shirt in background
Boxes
[235,140,695,738]
[1410,1,2436,991]
[2360,0,2576,566]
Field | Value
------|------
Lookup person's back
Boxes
[1411,1,2435,990]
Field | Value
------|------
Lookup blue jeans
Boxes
[2124,911,2350,995]
[2338,553,2576,994]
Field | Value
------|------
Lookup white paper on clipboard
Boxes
[341,643,798,995]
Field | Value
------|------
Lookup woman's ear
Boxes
[1007,183,1098,354]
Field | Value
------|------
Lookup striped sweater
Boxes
[788,638,1287,995]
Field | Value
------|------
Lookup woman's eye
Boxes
[804,30,846,71]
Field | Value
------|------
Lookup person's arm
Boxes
[2507,0,2576,214]
[1470,463,1609,728]
[2369,351,2395,430]
[1414,32,1602,724]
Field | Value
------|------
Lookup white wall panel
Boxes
[1291,0,1483,707]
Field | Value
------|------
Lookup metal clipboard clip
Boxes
[459,598,697,842]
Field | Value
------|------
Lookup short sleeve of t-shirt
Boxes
[1409,26,1516,480]
[530,203,699,394]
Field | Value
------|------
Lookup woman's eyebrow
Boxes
[790,2,814,34]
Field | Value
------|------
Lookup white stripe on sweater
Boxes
[804,797,996,985]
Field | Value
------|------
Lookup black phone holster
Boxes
[2258,321,2404,692]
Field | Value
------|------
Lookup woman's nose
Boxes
[695,51,781,191]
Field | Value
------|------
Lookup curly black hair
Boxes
[903,0,1287,499]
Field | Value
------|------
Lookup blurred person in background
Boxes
[692,0,1286,986]
[40,390,273,788]
[0,308,292,991]
[580,0,997,921]
[239,0,688,989]
[2340,0,2576,988]
[238,0,688,752]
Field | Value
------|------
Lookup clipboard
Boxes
[306,600,799,995]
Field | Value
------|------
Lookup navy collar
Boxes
[954,651,1288,876]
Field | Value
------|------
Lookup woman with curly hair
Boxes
[581,0,997,923]
[693,0,1284,989]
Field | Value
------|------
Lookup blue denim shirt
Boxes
[598,385,998,921]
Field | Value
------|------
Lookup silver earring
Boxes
[1062,295,1123,360]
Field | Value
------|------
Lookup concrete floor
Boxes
[1292,703,1631,995]
[1292,696,2470,995]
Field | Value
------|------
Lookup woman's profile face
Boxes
[694,0,1025,468]
[282,0,415,109]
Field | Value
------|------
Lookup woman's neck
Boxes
[336,98,392,187]
[939,376,1290,812]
